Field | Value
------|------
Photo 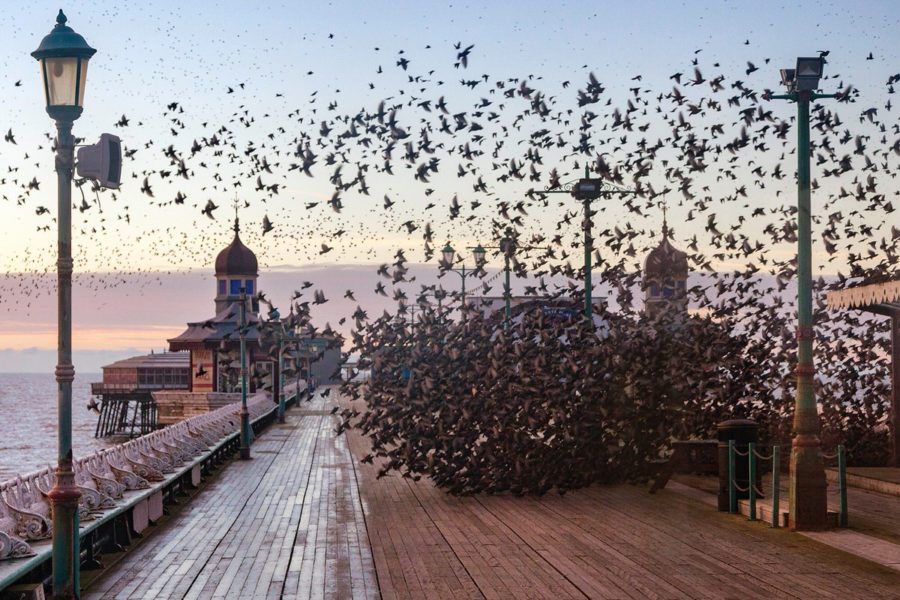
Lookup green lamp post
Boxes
[473,234,547,331]
[32,10,96,598]
[498,233,516,329]
[542,166,636,326]
[769,56,836,530]
[238,287,252,459]
[441,243,480,322]
[270,307,286,424]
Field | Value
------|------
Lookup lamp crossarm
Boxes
[542,180,637,196]
[767,91,837,102]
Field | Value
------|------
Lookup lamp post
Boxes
[474,232,547,330]
[441,243,480,322]
[239,287,252,459]
[270,308,286,424]
[769,56,835,530]
[32,11,95,598]
[542,166,636,325]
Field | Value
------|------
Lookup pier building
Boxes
[91,351,189,437]
[156,213,269,424]
[643,214,689,321]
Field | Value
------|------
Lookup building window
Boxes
[218,279,226,295]
[649,284,659,296]
[230,279,241,295]
[245,279,254,295]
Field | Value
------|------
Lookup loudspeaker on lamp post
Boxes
[76,133,122,189]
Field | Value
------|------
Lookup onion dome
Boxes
[644,221,687,281]
[215,216,258,276]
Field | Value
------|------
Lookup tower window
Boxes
[649,284,659,296]
[218,279,226,295]
[245,279,254,295]
[230,279,241,295]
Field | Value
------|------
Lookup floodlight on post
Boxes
[794,56,824,92]
[780,69,796,90]
[542,165,637,326]
[767,54,838,531]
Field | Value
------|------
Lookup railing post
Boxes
[728,439,737,513]
[748,442,757,521]
[771,445,781,528]
[838,444,848,527]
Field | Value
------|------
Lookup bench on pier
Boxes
[0,385,306,596]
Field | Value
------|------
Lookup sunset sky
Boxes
[0,0,897,371]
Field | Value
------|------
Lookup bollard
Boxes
[728,439,737,513]
[717,419,759,511]
[748,442,757,521]
[838,444,848,527]
[771,445,780,528]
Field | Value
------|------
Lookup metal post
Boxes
[838,444,848,527]
[239,288,252,459]
[728,439,737,513]
[460,266,467,323]
[771,445,781,528]
[277,335,285,423]
[789,90,828,530]
[48,118,82,600]
[891,314,899,467]
[748,442,757,521]
[504,253,511,330]
[582,165,592,323]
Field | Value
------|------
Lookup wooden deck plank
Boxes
[82,389,900,599]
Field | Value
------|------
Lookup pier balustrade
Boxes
[0,384,301,589]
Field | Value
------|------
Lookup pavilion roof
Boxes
[826,278,900,316]
[168,300,262,351]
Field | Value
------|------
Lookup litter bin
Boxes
[717,419,759,511]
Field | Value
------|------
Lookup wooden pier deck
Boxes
[85,390,900,599]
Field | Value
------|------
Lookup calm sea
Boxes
[0,373,112,481]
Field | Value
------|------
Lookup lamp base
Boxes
[789,439,828,530]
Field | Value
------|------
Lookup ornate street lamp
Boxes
[441,243,456,267]
[33,10,95,122]
[471,244,487,266]
[441,243,479,322]
[32,11,95,598]
[768,55,834,530]
[475,232,547,331]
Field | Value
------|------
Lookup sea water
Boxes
[0,373,112,480]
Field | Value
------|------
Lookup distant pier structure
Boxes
[91,351,189,437]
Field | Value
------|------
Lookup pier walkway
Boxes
[86,389,900,599]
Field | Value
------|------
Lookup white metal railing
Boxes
[0,392,274,560]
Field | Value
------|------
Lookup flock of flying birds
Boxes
[0,35,897,485]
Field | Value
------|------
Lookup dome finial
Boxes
[56,9,67,26]
[232,195,240,235]
[661,196,669,239]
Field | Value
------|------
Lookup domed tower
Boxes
[214,210,259,315]
[643,213,688,321]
